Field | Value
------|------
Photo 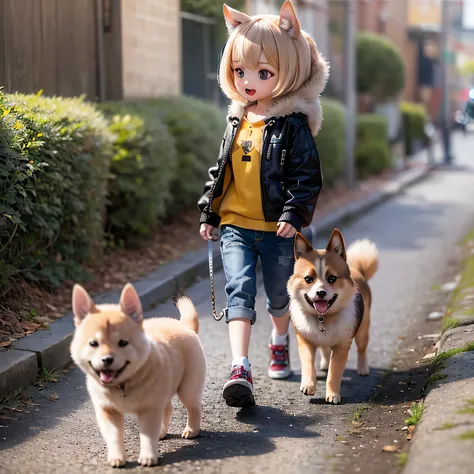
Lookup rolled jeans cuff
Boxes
[225,306,257,325]
[267,302,290,318]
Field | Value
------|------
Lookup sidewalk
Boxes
[0,151,434,401]
[404,235,474,474]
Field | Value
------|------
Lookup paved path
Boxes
[2,134,474,474]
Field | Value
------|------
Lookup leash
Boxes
[208,240,224,321]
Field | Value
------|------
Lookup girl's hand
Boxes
[200,223,217,241]
[276,222,297,238]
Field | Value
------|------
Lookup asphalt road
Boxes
[2,134,474,474]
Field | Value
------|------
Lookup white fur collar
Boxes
[227,32,329,136]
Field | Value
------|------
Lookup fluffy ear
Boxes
[119,283,143,324]
[294,232,313,259]
[279,0,301,39]
[223,3,252,33]
[326,229,347,261]
[72,284,98,327]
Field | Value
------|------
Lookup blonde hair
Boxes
[219,17,311,102]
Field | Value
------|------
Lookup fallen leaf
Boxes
[408,425,416,434]
[5,406,23,412]
[48,393,59,402]
[382,445,400,453]
[407,433,412,441]
[21,399,39,407]
[0,341,11,348]
[422,352,436,360]
[351,421,364,428]
[0,415,16,420]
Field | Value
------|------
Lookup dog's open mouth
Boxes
[89,361,130,385]
[304,293,338,314]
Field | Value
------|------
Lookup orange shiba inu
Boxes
[288,229,378,404]
[70,283,206,467]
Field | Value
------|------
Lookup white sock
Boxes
[232,356,250,371]
[272,329,288,346]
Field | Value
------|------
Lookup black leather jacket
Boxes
[197,112,323,231]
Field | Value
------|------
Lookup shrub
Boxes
[355,114,392,178]
[0,91,113,291]
[149,96,226,215]
[357,32,405,103]
[317,98,346,185]
[400,101,428,156]
[98,102,177,243]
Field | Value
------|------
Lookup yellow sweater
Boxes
[220,118,277,232]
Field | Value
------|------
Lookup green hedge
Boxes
[400,101,427,156]
[150,96,226,215]
[355,114,392,178]
[0,91,113,290]
[98,102,177,243]
[357,32,405,103]
[317,98,346,186]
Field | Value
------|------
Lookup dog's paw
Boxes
[325,392,341,404]
[108,456,126,468]
[357,363,370,376]
[137,454,160,467]
[300,382,316,396]
[182,426,200,439]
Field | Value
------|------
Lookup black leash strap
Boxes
[208,240,224,321]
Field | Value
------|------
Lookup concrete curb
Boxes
[403,324,474,474]
[0,163,433,400]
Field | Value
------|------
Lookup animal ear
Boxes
[279,0,301,39]
[72,284,98,327]
[120,283,143,324]
[326,228,347,261]
[294,232,313,259]
[223,3,252,33]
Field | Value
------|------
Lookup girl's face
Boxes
[232,52,279,102]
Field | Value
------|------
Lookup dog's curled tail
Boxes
[173,293,199,334]
[346,239,379,281]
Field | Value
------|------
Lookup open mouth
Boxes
[304,293,338,314]
[245,88,256,96]
[89,361,130,385]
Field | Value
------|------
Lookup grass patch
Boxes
[428,372,448,385]
[433,342,474,370]
[351,410,362,422]
[398,452,408,467]
[442,317,461,333]
[457,398,474,415]
[436,423,457,431]
[405,402,423,426]
[38,368,58,384]
[458,430,474,440]
[335,434,347,442]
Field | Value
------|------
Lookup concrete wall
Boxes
[120,0,181,98]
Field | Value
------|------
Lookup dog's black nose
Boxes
[316,289,327,298]
[102,355,114,366]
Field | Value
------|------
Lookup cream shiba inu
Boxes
[70,283,206,467]
[288,229,378,404]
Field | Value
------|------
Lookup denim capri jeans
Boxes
[219,224,295,324]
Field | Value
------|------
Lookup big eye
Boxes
[89,340,98,348]
[304,276,314,284]
[118,340,129,347]
[235,68,244,78]
[327,275,338,284]
[259,70,273,80]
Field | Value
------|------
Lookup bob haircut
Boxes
[218,16,311,102]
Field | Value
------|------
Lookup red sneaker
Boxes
[268,335,292,379]
[222,365,255,407]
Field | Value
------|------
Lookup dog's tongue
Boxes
[100,370,115,384]
[314,300,329,314]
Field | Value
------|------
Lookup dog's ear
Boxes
[72,284,98,327]
[294,232,313,259]
[279,0,301,39]
[223,3,252,33]
[326,228,347,261]
[120,283,143,324]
